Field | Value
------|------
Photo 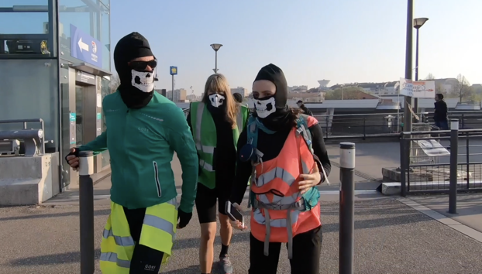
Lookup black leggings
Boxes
[249,226,322,274]
[123,207,165,274]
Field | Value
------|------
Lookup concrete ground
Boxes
[408,193,482,239]
[3,146,482,273]
[2,193,482,274]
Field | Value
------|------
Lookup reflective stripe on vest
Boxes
[250,126,318,260]
[100,198,178,272]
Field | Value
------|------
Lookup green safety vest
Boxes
[190,102,249,189]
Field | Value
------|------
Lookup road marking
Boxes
[398,198,482,244]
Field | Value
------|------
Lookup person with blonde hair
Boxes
[187,74,249,274]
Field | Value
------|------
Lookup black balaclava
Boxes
[114,32,157,109]
[253,63,290,131]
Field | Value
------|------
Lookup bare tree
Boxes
[425,73,435,80]
[110,74,120,93]
[454,74,472,102]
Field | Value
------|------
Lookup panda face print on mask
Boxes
[254,96,276,118]
[208,93,225,108]
[131,69,156,93]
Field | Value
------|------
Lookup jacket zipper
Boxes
[153,161,161,197]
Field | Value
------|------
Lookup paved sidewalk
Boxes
[2,193,482,273]
[406,193,482,242]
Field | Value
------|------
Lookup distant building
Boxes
[288,85,308,93]
[186,94,201,102]
[167,88,187,102]
[231,87,248,97]
[433,78,459,94]
[155,89,167,97]
[288,91,325,102]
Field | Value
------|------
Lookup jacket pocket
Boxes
[153,161,161,197]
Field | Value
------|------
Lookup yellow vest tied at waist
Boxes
[99,198,178,274]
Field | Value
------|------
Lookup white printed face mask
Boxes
[208,94,225,108]
[131,70,155,93]
[254,96,276,118]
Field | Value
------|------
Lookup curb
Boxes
[398,197,482,244]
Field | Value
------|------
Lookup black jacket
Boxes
[434,101,448,122]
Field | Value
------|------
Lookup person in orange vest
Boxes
[228,63,331,274]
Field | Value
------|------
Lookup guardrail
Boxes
[182,106,482,140]
[0,118,46,156]
[315,111,482,140]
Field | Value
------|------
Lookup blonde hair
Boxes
[202,74,238,129]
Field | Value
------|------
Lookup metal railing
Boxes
[0,118,46,156]
[399,125,482,195]
[315,111,482,140]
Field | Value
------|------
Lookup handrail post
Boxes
[339,142,355,274]
[448,119,459,214]
[79,151,95,274]
[400,133,407,197]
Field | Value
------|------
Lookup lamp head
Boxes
[414,18,429,29]
[210,43,223,51]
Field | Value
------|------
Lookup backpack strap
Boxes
[296,114,331,189]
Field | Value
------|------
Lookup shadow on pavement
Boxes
[173,231,250,250]
[162,265,199,274]
[8,249,101,266]
[0,209,111,222]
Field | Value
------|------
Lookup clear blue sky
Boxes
[3,0,481,95]
[112,0,482,95]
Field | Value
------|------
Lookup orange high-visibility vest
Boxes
[250,115,321,259]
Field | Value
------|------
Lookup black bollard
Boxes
[339,142,355,274]
[79,151,95,274]
[448,119,459,214]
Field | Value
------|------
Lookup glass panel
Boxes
[99,0,109,8]
[100,4,110,71]
[0,0,49,34]
[75,86,84,146]
[60,63,71,188]
[100,76,110,168]
[0,0,53,57]
[0,59,59,152]
[58,0,110,70]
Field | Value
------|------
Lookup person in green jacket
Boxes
[187,74,249,274]
[65,32,198,274]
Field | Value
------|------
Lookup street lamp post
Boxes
[210,43,223,73]
[413,17,429,114]
[403,0,414,133]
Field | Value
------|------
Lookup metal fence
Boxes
[315,111,482,139]
[399,127,482,194]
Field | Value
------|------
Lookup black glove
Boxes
[177,209,192,229]
[64,148,79,166]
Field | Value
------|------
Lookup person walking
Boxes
[229,64,331,274]
[65,32,198,274]
[434,93,449,130]
[187,74,249,274]
[296,100,313,116]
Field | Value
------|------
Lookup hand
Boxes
[177,209,192,229]
[299,162,322,194]
[65,148,80,171]
[230,203,248,231]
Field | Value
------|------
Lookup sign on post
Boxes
[170,66,178,75]
[70,24,103,68]
[400,78,436,98]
